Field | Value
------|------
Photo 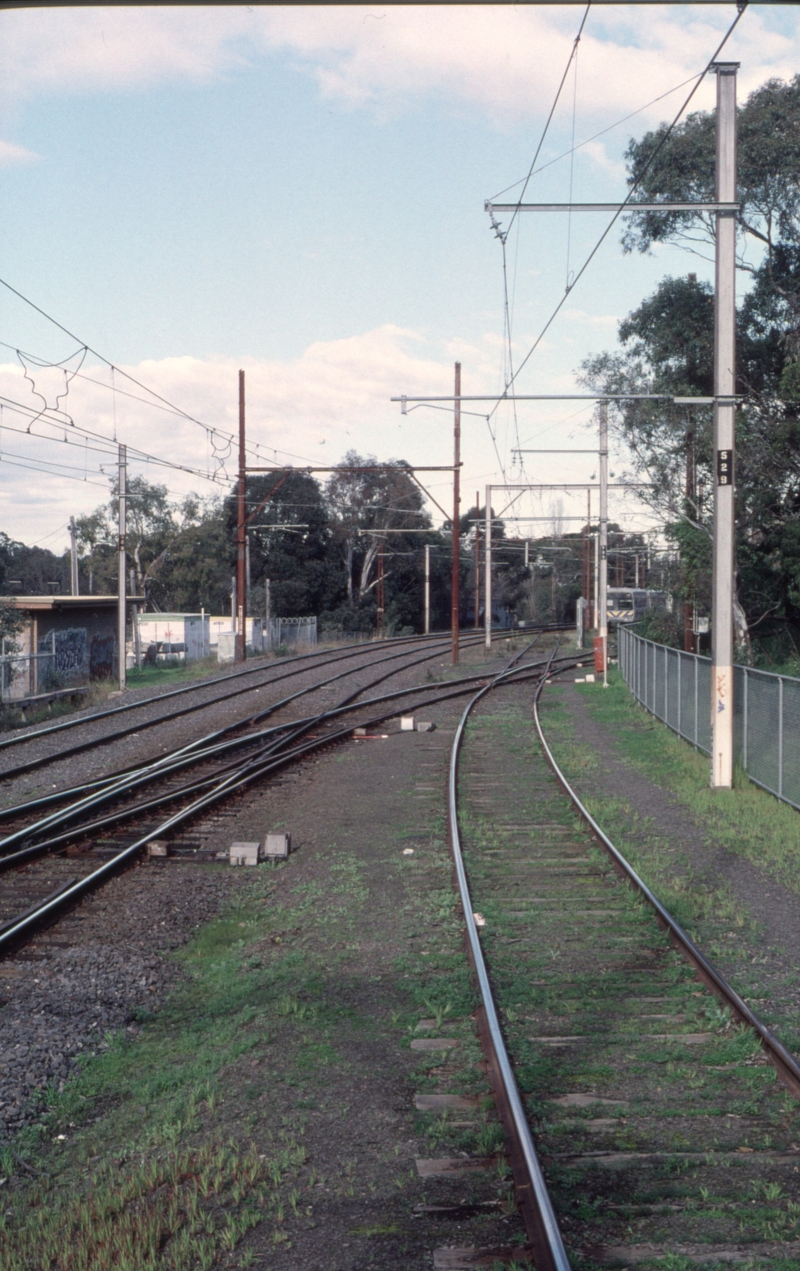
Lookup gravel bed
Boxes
[0,640,454,807]
[0,636,479,1147]
[0,862,239,1140]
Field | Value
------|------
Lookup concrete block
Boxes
[147,840,169,857]
[400,716,415,731]
[416,721,436,733]
[263,832,291,860]
[230,841,260,866]
[217,632,236,664]
[353,727,367,737]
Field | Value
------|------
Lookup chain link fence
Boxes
[268,616,317,650]
[618,624,800,812]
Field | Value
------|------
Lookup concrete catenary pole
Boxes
[484,486,492,651]
[598,401,608,686]
[451,362,461,665]
[711,62,738,789]
[69,516,79,595]
[423,544,430,635]
[236,370,247,664]
[474,491,481,629]
[117,444,127,691]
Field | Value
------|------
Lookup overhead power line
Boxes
[487,4,748,421]
[0,275,231,445]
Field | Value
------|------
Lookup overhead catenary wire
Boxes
[487,5,748,422]
[488,72,700,202]
[0,275,227,444]
[490,6,590,483]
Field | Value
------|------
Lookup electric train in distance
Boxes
[607,588,668,624]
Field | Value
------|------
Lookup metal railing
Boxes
[618,624,800,812]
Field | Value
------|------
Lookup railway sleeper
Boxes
[457,693,800,1266]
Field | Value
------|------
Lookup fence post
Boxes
[638,633,642,702]
[677,652,682,737]
[694,653,699,749]
[778,676,784,799]
[743,668,748,771]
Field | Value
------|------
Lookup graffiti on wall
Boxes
[89,634,115,680]
[37,627,88,681]
[56,628,87,676]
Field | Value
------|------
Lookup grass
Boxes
[552,670,800,897]
[540,672,800,1051]
[450,698,800,1260]
[125,656,236,690]
[0,764,516,1266]
[0,882,340,1268]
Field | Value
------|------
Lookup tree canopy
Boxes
[582,75,800,656]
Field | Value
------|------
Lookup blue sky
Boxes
[1,4,798,551]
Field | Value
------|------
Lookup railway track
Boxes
[8,632,798,1265]
[0,628,497,784]
[430,654,800,1267]
[0,632,571,959]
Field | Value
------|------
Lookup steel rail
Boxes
[0,633,528,853]
[447,644,572,1271]
[0,627,534,784]
[0,630,472,782]
[0,626,571,839]
[0,653,559,953]
[533,679,800,1101]
[0,627,450,754]
[0,623,563,761]
[0,659,574,870]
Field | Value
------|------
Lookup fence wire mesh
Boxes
[618,625,800,812]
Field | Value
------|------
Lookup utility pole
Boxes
[265,578,271,649]
[583,491,590,617]
[451,362,461,665]
[376,543,386,638]
[474,491,480,629]
[236,370,247,664]
[684,427,696,653]
[129,568,141,669]
[117,444,127,691]
[69,516,79,596]
[597,402,608,686]
[484,486,492,651]
[711,62,738,789]
[424,544,430,636]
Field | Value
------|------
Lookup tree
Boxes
[74,476,178,605]
[325,452,431,628]
[225,471,341,620]
[579,79,800,656]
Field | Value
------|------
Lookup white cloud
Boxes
[562,308,619,330]
[0,321,610,545]
[0,139,38,166]
[0,5,797,128]
[580,141,626,183]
